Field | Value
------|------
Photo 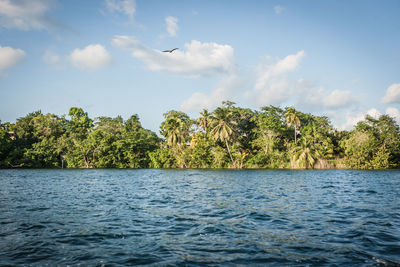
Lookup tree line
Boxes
[1,102,400,169]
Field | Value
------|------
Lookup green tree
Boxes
[209,106,237,167]
[149,146,178,168]
[342,130,379,169]
[291,137,321,169]
[342,114,400,169]
[197,109,211,137]
[62,107,95,168]
[186,132,214,168]
[160,110,192,151]
[285,107,301,144]
[2,104,400,170]
[67,107,93,136]
[5,112,67,168]
[160,110,193,168]
[249,106,290,168]
[301,116,334,160]
[118,115,160,168]
[0,124,13,168]
[24,113,66,168]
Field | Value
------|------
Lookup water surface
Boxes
[0,169,399,266]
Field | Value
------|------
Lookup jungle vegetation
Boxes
[1,102,399,169]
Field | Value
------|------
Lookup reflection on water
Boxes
[0,169,399,266]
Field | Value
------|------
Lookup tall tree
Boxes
[210,107,237,167]
[252,106,287,153]
[301,116,334,159]
[285,107,301,144]
[62,107,95,168]
[160,111,191,150]
[160,110,192,167]
[197,109,210,137]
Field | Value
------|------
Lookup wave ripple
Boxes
[0,169,399,266]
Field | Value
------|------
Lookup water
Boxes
[0,169,399,266]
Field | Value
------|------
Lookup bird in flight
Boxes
[162,48,179,53]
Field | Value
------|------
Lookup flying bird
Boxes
[162,48,179,53]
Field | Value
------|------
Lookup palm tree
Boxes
[209,107,237,167]
[197,109,210,137]
[160,110,191,152]
[291,138,321,169]
[261,129,279,154]
[285,107,301,144]
[165,117,185,150]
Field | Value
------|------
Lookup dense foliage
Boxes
[0,108,160,168]
[1,103,400,169]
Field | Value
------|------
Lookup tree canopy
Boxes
[1,104,399,169]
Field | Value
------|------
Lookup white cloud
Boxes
[112,35,235,75]
[297,79,356,110]
[381,83,400,104]
[337,107,400,130]
[338,108,382,130]
[249,50,305,106]
[274,5,285,14]
[181,73,241,111]
[165,16,178,37]
[0,0,54,30]
[69,44,112,70]
[323,90,354,109]
[256,79,294,106]
[386,107,400,123]
[255,51,305,91]
[43,50,60,64]
[0,45,25,71]
[181,92,211,111]
[105,0,135,20]
[366,108,382,118]
[112,35,239,111]
[249,50,357,112]
[299,83,325,107]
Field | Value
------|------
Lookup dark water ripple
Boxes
[0,169,399,266]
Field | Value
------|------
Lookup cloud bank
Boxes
[112,35,235,75]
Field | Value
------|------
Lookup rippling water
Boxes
[0,169,399,266]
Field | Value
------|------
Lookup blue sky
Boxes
[1,0,400,133]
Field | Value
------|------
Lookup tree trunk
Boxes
[225,139,235,168]
[79,147,89,168]
[92,149,96,168]
[84,156,89,168]
[294,126,297,145]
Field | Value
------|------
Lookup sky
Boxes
[1,0,400,133]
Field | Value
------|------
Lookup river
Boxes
[0,169,399,266]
